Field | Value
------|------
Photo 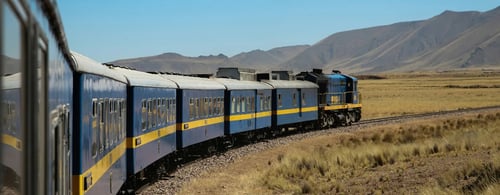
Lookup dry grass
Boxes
[359,71,500,119]
[258,112,500,194]
[179,111,500,194]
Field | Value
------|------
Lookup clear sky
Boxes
[58,0,499,62]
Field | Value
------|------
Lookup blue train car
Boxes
[112,67,178,179]
[262,79,319,128]
[72,52,128,194]
[1,0,74,194]
[214,78,273,135]
[161,75,225,149]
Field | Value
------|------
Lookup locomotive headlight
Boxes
[135,138,142,146]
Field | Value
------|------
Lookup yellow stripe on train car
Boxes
[72,141,126,195]
[1,133,22,151]
[227,110,272,121]
[126,124,176,149]
[276,106,318,115]
[324,104,362,111]
[180,116,225,131]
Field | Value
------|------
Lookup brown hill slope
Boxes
[109,53,239,74]
[284,6,500,73]
[109,45,309,73]
[230,45,309,71]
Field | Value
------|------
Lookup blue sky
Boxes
[58,0,499,62]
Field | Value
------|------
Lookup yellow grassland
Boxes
[359,71,500,119]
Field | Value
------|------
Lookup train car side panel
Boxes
[179,89,224,148]
[73,73,127,195]
[127,87,176,175]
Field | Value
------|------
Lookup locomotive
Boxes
[0,0,361,194]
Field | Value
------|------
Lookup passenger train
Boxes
[0,0,361,194]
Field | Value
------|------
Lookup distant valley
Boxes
[109,6,500,74]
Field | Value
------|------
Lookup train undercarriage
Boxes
[319,107,361,128]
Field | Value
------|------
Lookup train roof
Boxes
[112,67,178,88]
[261,80,319,89]
[214,78,273,90]
[160,74,226,90]
[71,52,128,83]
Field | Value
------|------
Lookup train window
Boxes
[146,100,151,129]
[250,97,255,112]
[105,99,111,150]
[302,93,306,106]
[231,97,235,114]
[157,99,161,125]
[92,99,97,117]
[208,98,212,116]
[171,98,176,121]
[215,98,218,116]
[241,97,246,113]
[141,100,147,130]
[122,99,126,139]
[195,98,200,119]
[278,94,282,108]
[266,96,271,110]
[153,99,158,127]
[98,100,104,153]
[168,99,172,122]
[292,93,297,107]
[261,96,265,111]
[163,98,166,124]
[156,98,161,126]
[169,99,173,122]
[236,97,241,113]
[189,98,194,120]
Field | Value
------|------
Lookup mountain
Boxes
[230,45,309,71]
[110,6,500,74]
[110,45,309,74]
[109,53,239,74]
[284,6,500,73]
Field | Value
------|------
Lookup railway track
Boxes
[357,105,500,125]
[136,105,500,194]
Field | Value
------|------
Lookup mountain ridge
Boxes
[109,6,500,74]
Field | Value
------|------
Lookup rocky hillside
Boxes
[284,6,500,73]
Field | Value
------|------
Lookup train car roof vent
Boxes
[256,73,270,81]
[332,70,342,74]
[216,67,256,81]
[313,69,323,74]
[271,70,294,80]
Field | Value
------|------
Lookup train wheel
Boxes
[327,115,335,127]
[321,113,329,128]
